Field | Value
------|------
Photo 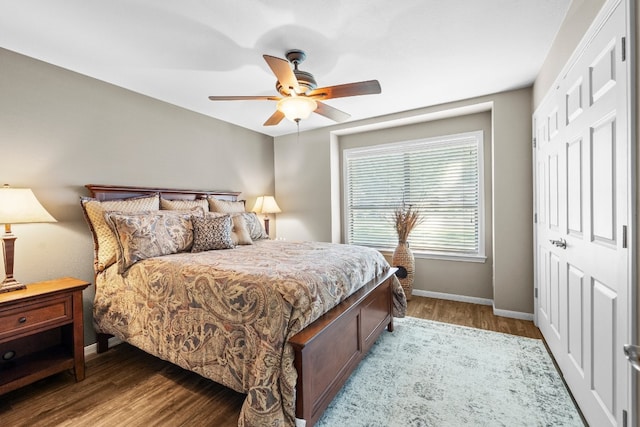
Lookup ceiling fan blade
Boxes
[263,54,300,94]
[314,101,351,122]
[263,110,285,126]
[308,80,381,100]
[208,95,280,101]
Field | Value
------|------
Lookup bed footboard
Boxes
[289,268,397,427]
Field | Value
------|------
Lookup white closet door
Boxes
[533,1,631,426]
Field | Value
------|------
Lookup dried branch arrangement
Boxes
[393,204,422,243]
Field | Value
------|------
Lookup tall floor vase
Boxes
[392,241,414,300]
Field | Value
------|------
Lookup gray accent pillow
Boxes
[241,212,269,240]
[105,210,195,273]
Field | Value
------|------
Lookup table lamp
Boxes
[0,185,57,293]
[251,195,281,237]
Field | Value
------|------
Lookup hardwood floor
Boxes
[406,296,542,339]
[0,296,542,427]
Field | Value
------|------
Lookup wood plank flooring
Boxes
[0,296,542,427]
[406,296,542,339]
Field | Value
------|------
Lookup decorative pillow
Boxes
[207,212,255,245]
[191,214,234,252]
[160,198,209,212]
[240,212,269,240]
[80,194,160,271]
[230,214,253,246]
[105,210,196,274]
[208,197,245,213]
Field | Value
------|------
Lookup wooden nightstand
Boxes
[0,277,90,395]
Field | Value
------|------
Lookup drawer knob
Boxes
[18,317,27,324]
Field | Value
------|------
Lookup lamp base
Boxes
[263,217,270,237]
[0,277,26,293]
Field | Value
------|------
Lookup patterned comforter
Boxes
[93,239,406,427]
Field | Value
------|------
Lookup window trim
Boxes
[342,130,486,262]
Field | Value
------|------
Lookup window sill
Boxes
[378,249,487,264]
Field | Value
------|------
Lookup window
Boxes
[343,131,485,260]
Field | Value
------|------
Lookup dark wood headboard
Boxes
[86,184,241,202]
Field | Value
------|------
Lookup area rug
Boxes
[315,317,583,426]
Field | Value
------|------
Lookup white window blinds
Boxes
[344,131,484,257]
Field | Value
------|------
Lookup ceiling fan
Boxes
[208,49,381,126]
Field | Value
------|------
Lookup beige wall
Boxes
[275,87,534,314]
[0,48,275,344]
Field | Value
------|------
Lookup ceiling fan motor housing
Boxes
[275,49,317,95]
[277,70,317,95]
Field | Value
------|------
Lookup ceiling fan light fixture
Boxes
[209,50,380,127]
[277,96,317,122]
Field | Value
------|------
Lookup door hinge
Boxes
[533,137,537,148]
[622,37,626,62]
[623,409,627,427]
[535,288,538,298]
[622,225,628,248]
[534,213,538,223]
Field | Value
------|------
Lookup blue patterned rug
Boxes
[316,317,584,427]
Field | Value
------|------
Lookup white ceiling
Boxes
[0,0,571,137]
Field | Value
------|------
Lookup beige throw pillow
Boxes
[160,198,209,212]
[230,214,253,245]
[81,194,160,271]
[208,197,245,213]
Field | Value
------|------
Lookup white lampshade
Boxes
[251,196,281,214]
[277,96,317,122]
[0,186,57,224]
[0,185,56,292]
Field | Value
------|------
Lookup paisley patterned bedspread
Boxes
[94,239,406,427]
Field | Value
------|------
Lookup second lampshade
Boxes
[252,196,281,237]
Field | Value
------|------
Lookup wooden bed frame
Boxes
[86,184,397,427]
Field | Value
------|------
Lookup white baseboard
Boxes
[411,289,534,321]
[84,336,123,357]
[412,289,493,306]
[492,304,535,321]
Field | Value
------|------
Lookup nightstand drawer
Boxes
[0,295,72,340]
